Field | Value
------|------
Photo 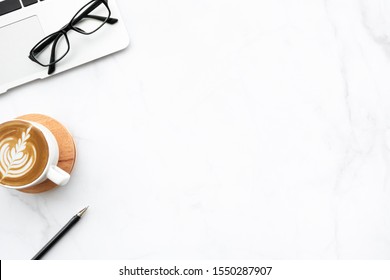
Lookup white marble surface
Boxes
[1,0,390,259]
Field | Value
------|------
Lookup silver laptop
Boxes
[0,0,129,94]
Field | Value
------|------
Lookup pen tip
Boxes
[77,206,89,217]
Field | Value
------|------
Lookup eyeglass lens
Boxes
[32,33,70,66]
[71,1,110,34]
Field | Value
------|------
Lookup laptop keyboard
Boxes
[22,0,39,7]
[0,0,43,17]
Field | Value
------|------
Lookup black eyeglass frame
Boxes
[29,0,118,74]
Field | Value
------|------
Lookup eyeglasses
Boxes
[29,0,118,75]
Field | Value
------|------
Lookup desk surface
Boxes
[1,0,390,259]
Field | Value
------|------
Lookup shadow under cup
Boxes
[0,120,49,188]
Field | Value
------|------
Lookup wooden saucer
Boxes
[15,114,76,194]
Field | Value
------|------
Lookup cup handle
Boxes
[47,166,70,186]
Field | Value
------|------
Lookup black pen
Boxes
[31,206,89,260]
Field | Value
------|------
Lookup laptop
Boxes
[0,0,129,94]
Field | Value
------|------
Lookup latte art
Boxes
[0,121,49,187]
[0,127,35,179]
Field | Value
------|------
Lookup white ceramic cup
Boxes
[0,120,70,190]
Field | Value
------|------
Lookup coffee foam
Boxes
[0,126,36,179]
[0,121,49,187]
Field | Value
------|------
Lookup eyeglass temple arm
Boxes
[31,33,58,55]
[84,15,118,24]
[47,34,62,75]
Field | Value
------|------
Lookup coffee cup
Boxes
[0,119,70,190]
